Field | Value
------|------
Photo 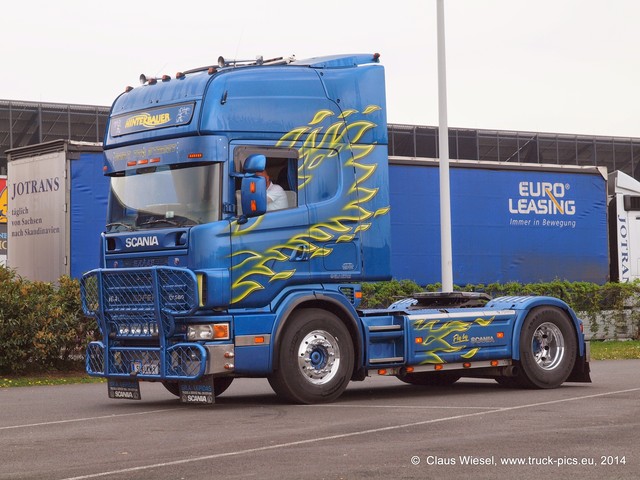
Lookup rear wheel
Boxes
[397,372,461,386]
[268,309,354,404]
[516,306,577,388]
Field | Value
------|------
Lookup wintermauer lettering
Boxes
[11,178,60,200]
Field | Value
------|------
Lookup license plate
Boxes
[108,379,141,400]
[132,361,159,375]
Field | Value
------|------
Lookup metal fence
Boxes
[389,124,640,180]
[2,99,639,180]
[0,100,110,175]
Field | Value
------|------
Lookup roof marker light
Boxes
[161,75,171,82]
[127,161,137,167]
[176,72,185,79]
[150,157,161,163]
[138,159,149,165]
[125,86,133,93]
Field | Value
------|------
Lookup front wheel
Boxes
[516,306,577,388]
[268,309,354,404]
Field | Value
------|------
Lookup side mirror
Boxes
[243,154,266,173]
[240,175,267,219]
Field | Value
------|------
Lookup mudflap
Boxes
[179,377,215,405]
[108,379,142,400]
[566,353,592,383]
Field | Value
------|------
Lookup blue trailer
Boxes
[390,158,609,285]
[81,54,591,404]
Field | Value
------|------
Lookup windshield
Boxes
[107,163,221,232]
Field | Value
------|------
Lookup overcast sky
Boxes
[2,0,638,138]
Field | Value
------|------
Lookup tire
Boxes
[268,308,354,404]
[162,376,234,397]
[516,306,577,389]
[397,372,461,386]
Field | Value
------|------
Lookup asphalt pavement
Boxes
[1,359,639,480]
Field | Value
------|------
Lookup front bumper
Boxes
[86,341,234,380]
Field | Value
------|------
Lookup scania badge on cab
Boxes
[81,53,591,404]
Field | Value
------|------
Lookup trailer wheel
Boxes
[162,376,234,397]
[517,306,577,388]
[268,309,354,404]
[397,372,461,386]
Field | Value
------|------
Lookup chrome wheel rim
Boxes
[532,322,565,370]
[297,330,341,385]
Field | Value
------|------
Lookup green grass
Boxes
[0,371,105,388]
[590,340,640,360]
[0,341,638,388]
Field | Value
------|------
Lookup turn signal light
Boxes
[213,324,230,340]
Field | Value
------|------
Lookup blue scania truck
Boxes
[81,53,591,404]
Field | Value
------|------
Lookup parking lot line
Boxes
[59,387,640,480]
[0,408,180,431]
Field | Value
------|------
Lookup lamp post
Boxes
[437,0,453,292]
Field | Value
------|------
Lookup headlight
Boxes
[187,324,230,341]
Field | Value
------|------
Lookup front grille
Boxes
[121,257,169,268]
[82,268,205,381]
[81,267,198,338]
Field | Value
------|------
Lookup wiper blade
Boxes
[138,218,181,227]
[105,222,134,231]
